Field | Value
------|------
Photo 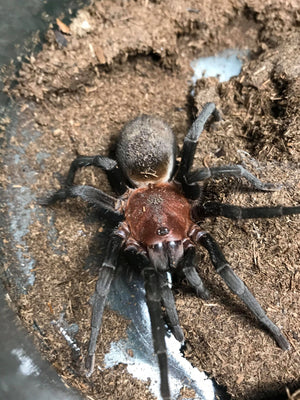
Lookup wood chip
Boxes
[56,18,71,35]
[94,46,106,64]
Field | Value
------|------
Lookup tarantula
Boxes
[41,103,299,400]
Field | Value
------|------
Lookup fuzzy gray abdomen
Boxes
[116,114,176,186]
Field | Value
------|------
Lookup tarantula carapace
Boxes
[41,103,300,400]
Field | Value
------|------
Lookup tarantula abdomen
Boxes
[116,114,177,186]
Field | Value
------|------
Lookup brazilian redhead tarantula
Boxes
[41,103,300,400]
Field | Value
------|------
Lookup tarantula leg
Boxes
[176,102,221,181]
[85,234,123,375]
[193,201,300,220]
[159,272,184,342]
[188,165,281,191]
[39,184,122,217]
[178,246,210,300]
[64,155,127,195]
[142,257,170,400]
[191,228,290,351]
[180,175,203,201]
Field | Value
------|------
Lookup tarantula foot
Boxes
[268,321,291,350]
[262,182,283,192]
[172,325,185,342]
[275,331,290,351]
[85,354,95,377]
[37,188,69,205]
[197,287,210,300]
[37,195,53,206]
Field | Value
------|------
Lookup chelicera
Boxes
[41,103,300,400]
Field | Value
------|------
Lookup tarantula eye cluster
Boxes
[157,227,169,236]
[41,103,299,400]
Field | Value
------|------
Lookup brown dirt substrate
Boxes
[1,0,299,399]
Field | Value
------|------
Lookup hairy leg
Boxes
[141,256,170,400]
[159,272,184,342]
[179,246,210,300]
[85,234,123,375]
[193,201,300,220]
[190,227,290,350]
[188,165,281,191]
[64,155,127,195]
[176,102,221,183]
[39,184,123,219]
